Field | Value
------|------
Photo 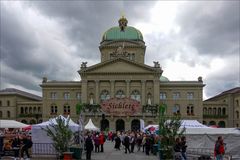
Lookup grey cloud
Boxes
[176,1,239,56]
[29,1,156,59]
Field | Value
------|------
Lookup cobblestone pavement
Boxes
[1,141,159,160]
[89,141,159,160]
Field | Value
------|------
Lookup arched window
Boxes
[0,111,2,118]
[236,111,239,119]
[21,107,24,114]
[100,90,110,101]
[213,108,216,115]
[29,107,32,114]
[115,90,125,98]
[7,111,10,118]
[25,107,28,114]
[218,108,221,115]
[33,107,37,113]
[208,108,212,115]
[7,100,10,106]
[130,90,141,102]
[187,104,194,115]
[236,100,239,107]
[203,107,207,115]
[51,104,57,114]
[64,104,70,114]
[222,108,226,115]
[191,106,194,115]
[187,106,190,115]
[38,107,41,113]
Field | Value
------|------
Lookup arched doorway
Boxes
[100,119,109,131]
[203,121,207,125]
[116,119,125,131]
[30,119,36,124]
[21,119,27,124]
[131,119,140,131]
[218,121,225,128]
[209,121,216,126]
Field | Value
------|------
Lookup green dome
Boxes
[102,16,143,42]
[160,76,170,82]
[102,26,143,41]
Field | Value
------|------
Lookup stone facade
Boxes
[0,88,42,124]
[39,17,205,131]
[203,87,240,128]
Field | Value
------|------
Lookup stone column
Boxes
[81,80,88,103]
[153,79,160,105]
[126,80,130,98]
[95,80,99,104]
[110,80,115,98]
[141,80,146,105]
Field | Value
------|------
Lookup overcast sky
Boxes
[0,1,239,100]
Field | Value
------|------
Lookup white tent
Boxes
[84,118,99,131]
[144,120,209,131]
[0,120,29,128]
[32,115,79,143]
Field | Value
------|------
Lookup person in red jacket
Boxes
[214,136,225,160]
[99,132,105,152]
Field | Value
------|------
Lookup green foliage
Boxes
[76,103,83,115]
[42,117,73,157]
[158,104,185,159]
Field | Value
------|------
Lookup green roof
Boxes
[160,76,170,82]
[102,26,143,41]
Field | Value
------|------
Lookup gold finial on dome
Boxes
[118,15,128,31]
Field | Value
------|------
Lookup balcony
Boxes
[203,114,228,119]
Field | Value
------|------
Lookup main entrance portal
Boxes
[116,119,125,131]
[131,119,140,131]
[100,119,109,131]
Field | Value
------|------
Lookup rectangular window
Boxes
[187,92,194,100]
[160,92,167,100]
[172,104,180,115]
[64,92,70,100]
[0,100,2,106]
[76,92,81,100]
[50,92,57,99]
[173,92,180,100]
[7,100,10,106]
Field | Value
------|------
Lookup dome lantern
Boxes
[118,16,128,31]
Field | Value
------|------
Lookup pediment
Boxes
[82,58,157,74]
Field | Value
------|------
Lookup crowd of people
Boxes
[84,130,161,160]
[0,129,32,160]
[84,130,227,160]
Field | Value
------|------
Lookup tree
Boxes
[158,104,185,159]
[42,116,73,158]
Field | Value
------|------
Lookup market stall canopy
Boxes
[85,118,99,131]
[179,120,209,128]
[0,120,29,128]
[144,120,209,131]
[32,115,79,143]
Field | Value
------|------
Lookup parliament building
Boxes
[0,17,208,131]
